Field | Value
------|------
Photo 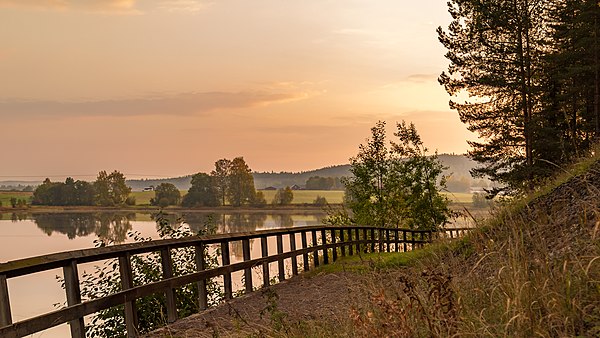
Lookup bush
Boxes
[125,196,136,206]
[64,213,222,337]
[158,197,170,208]
[472,192,488,208]
[314,196,328,206]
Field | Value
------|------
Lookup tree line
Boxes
[438,0,600,195]
[32,171,133,207]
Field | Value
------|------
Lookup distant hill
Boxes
[0,155,482,192]
[124,154,481,191]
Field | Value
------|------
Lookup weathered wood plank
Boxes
[63,260,85,338]
[119,253,138,338]
[160,248,177,323]
[289,234,298,275]
[321,229,328,265]
[331,229,337,262]
[221,241,232,299]
[276,234,285,281]
[301,231,309,272]
[0,274,12,328]
[312,230,319,267]
[261,236,269,287]
[194,244,207,310]
[242,239,253,293]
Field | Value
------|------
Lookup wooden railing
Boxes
[0,225,471,338]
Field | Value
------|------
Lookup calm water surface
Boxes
[0,210,326,337]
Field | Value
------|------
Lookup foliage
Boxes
[124,196,136,206]
[251,191,267,207]
[438,0,600,195]
[313,195,328,206]
[181,172,219,207]
[70,213,222,337]
[150,183,180,207]
[93,171,132,207]
[305,176,339,190]
[32,177,95,206]
[226,157,257,206]
[211,158,231,206]
[471,192,489,208]
[272,186,294,205]
[344,121,451,230]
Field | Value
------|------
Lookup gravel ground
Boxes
[145,271,365,338]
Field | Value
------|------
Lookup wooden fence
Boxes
[0,225,471,338]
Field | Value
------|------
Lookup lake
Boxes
[0,210,326,337]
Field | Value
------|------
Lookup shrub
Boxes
[314,196,328,206]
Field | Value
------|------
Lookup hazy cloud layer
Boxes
[157,0,206,13]
[0,0,139,13]
[0,91,307,119]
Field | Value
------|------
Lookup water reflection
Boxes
[33,212,135,243]
[24,211,325,242]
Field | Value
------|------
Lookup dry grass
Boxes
[255,162,600,338]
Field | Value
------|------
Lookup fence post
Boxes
[242,238,253,293]
[63,260,85,338]
[312,230,319,267]
[355,228,360,254]
[331,229,337,262]
[362,228,367,253]
[403,231,407,252]
[221,241,232,299]
[370,228,375,252]
[321,229,328,265]
[386,229,391,252]
[340,229,346,257]
[160,248,177,323]
[289,233,298,275]
[194,244,208,310]
[119,253,138,338]
[378,229,384,252]
[301,231,309,272]
[276,234,285,281]
[0,274,11,328]
[348,228,353,256]
[261,236,270,287]
[394,229,399,252]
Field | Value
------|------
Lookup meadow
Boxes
[0,190,474,207]
[0,191,33,207]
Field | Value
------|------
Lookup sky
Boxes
[0,0,474,180]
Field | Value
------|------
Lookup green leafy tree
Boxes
[305,176,335,190]
[151,183,181,207]
[211,159,231,206]
[313,195,328,206]
[93,170,132,206]
[181,173,219,207]
[227,157,257,207]
[251,191,267,207]
[272,186,294,205]
[344,121,451,230]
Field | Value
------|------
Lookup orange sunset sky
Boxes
[0,0,474,180]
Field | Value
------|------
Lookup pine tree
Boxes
[438,0,551,194]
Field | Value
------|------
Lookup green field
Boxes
[0,191,33,207]
[0,190,475,207]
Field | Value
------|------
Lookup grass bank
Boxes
[253,158,600,337]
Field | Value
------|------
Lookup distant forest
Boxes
[124,154,487,192]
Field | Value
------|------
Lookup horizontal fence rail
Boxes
[0,225,472,338]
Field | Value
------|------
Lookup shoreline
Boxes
[0,204,338,214]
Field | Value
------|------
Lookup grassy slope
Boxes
[269,154,600,337]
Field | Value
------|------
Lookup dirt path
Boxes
[145,271,365,338]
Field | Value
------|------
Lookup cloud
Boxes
[0,0,140,14]
[0,91,310,119]
[157,0,207,13]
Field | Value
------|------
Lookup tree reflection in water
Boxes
[32,212,135,243]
